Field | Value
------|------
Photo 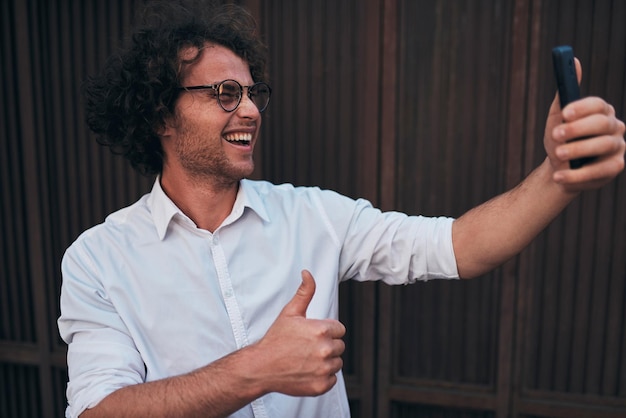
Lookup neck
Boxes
[160,171,240,233]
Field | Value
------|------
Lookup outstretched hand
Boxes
[251,270,346,397]
[544,58,625,192]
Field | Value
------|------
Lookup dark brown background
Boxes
[1,0,625,417]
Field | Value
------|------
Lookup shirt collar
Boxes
[231,179,271,224]
[147,177,270,240]
[147,177,182,240]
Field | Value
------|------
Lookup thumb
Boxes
[574,57,582,85]
[280,270,316,317]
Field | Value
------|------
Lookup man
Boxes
[58,1,625,418]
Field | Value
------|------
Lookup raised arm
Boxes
[452,60,625,279]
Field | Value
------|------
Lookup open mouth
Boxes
[224,132,252,146]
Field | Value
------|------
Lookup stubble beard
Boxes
[174,123,255,190]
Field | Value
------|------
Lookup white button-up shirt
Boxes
[58,179,458,418]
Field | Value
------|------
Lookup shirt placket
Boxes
[210,234,269,418]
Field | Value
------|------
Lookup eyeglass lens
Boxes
[217,80,271,112]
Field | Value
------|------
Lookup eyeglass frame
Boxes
[177,79,272,113]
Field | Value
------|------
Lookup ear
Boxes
[157,116,176,138]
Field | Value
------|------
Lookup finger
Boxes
[554,148,625,185]
[554,113,622,145]
[326,320,347,339]
[330,338,346,357]
[556,134,624,163]
[546,93,566,143]
[309,374,339,396]
[280,270,316,318]
[319,356,344,377]
[317,333,346,356]
[561,97,617,124]
[554,161,622,187]
[574,57,582,84]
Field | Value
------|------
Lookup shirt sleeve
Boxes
[58,239,146,418]
[318,192,459,284]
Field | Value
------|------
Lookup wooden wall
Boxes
[1,0,624,417]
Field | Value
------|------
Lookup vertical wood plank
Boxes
[377,0,397,413]
[12,0,54,414]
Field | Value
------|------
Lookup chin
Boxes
[233,163,255,180]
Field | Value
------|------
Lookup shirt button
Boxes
[224,289,233,298]
[212,236,219,245]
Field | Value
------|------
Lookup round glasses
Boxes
[178,79,272,113]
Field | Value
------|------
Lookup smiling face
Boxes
[161,43,262,188]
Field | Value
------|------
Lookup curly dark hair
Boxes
[83,0,268,176]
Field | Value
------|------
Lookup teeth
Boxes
[224,133,252,143]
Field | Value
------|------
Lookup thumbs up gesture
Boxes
[251,270,346,397]
[280,269,324,317]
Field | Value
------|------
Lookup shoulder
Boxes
[242,179,362,210]
[65,193,155,258]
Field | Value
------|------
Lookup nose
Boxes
[236,90,261,118]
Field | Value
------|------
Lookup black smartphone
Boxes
[552,45,594,168]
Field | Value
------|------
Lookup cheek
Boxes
[178,111,228,141]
